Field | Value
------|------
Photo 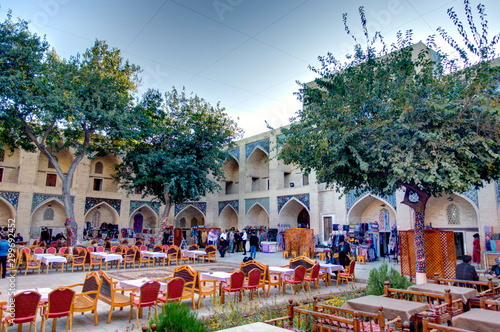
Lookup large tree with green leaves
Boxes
[0,14,141,244]
[279,2,500,282]
[114,87,242,224]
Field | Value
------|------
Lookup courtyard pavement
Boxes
[0,251,400,332]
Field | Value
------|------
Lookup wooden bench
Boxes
[384,282,463,325]
[422,312,473,332]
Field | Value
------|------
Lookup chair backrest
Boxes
[153,244,163,252]
[34,247,44,254]
[166,277,185,301]
[205,245,216,254]
[98,271,114,299]
[87,246,95,252]
[110,246,117,253]
[114,246,123,255]
[135,240,143,246]
[47,288,75,316]
[121,239,129,245]
[21,247,31,256]
[90,239,98,245]
[230,271,245,289]
[188,244,199,250]
[96,246,105,252]
[59,247,67,255]
[348,260,356,275]
[12,291,41,322]
[247,268,262,287]
[167,246,178,255]
[140,281,161,305]
[173,265,198,286]
[82,271,101,300]
[310,264,321,279]
[289,256,317,270]
[140,245,147,251]
[294,265,307,282]
[39,241,47,247]
[240,260,268,279]
[46,247,56,254]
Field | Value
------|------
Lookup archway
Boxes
[246,204,269,227]
[219,205,239,230]
[129,205,158,232]
[30,199,67,241]
[246,147,269,192]
[222,156,239,195]
[347,194,396,226]
[175,206,205,228]
[278,198,310,228]
[0,197,16,222]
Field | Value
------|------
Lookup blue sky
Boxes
[1,0,499,138]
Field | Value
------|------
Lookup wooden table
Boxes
[319,263,343,286]
[40,255,67,273]
[200,272,232,304]
[408,283,479,303]
[91,252,123,270]
[452,308,500,331]
[342,295,430,322]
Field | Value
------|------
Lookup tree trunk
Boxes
[401,184,430,284]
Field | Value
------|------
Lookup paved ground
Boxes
[1,251,401,331]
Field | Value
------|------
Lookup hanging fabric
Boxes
[134,214,144,233]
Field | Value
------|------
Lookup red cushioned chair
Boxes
[2,291,41,332]
[129,281,161,327]
[222,271,245,306]
[96,246,105,253]
[337,260,356,287]
[40,288,75,332]
[304,264,321,294]
[283,265,306,297]
[158,277,185,306]
[46,247,56,255]
[34,247,45,254]
[242,268,262,302]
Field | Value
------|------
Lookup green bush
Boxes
[366,262,411,295]
[146,303,208,332]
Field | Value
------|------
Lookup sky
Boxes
[1,0,499,138]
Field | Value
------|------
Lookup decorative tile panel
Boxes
[497,180,500,206]
[174,202,206,216]
[245,138,270,160]
[218,200,239,215]
[129,200,160,216]
[228,148,239,161]
[85,197,121,215]
[460,188,478,207]
[0,191,19,211]
[277,194,310,213]
[32,193,74,213]
[245,197,269,214]
[346,189,396,213]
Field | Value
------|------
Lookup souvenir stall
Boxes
[276,223,291,251]
[284,228,315,256]
[191,227,221,247]
[483,226,500,270]
[347,222,378,262]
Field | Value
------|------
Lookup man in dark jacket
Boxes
[455,255,479,281]
[249,232,259,259]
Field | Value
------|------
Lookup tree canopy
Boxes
[114,87,242,220]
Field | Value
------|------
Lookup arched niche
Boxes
[31,199,66,227]
[278,198,310,228]
[425,194,478,228]
[89,155,120,192]
[246,204,269,227]
[246,148,269,192]
[129,205,158,230]
[0,197,16,221]
[222,156,239,195]
[175,206,205,228]
[84,203,119,227]
[219,205,239,230]
[347,194,396,227]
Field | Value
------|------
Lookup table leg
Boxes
[220,283,225,305]
[46,263,49,274]
[61,263,64,273]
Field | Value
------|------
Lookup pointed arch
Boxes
[246,203,269,227]
[129,204,158,229]
[278,198,310,228]
[84,202,120,224]
[31,199,66,227]
[175,205,205,228]
[0,196,16,220]
[347,194,397,226]
[219,204,239,230]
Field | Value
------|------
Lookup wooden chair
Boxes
[288,255,317,270]
[87,246,95,252]
[86,247,102,271]
[304,263,321,294]
[480,296,500,311]
[96,246,105,252]
[66,271,102,326]
[357,254,366,264]
[122,247,136,269]
[158,277,185,306]
[104,240,111,251]
[2,291,41,332]
[242,268,262,302]
[34,247,45,254]
[201,245,217,264]
[129,281,161,327]
[283,266,306,297]
[40,288,75,332]
[166,245,179,266]
[231,259,271,297]
[188,244,199,251]
[135,249,150,268]
[134,239,143,246]
[337,259,356,287]
[156,265,199,309]
[422,312,472,332]
[46,247,56,255]
[97,271,134,323]
[22,250,41,275]
[121,239,129,245]
[70,249,87,272]
[221,271,245,306]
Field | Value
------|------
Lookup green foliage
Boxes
[278,2,500,205]
[366,263,412,295]
[146,303,208,332]
[114,87,242,214]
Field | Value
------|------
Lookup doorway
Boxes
[454,232,465,260]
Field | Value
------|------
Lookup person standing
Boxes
[241,229,248,255]
[472,233,481,265]
[229,230,235,253]
[208,228,217,246]
[40,227,50,244]
[249,232,259,259]
[234,230,241,252]
[455,255,479,281]
[0,234,10,278]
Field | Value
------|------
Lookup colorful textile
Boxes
[133,214,143,233]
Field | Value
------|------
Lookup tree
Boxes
[0,14,141,245]
[279,2,500,283]
[114,87,242,225]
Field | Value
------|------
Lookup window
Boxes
[134,187,143,195]
[47,156,58,169]
[0,168,3,182]
[93,178,103,191]
[323,216,333,242]
[45,173,57,187]
[43,208,54,220]
[302,174,309,186]
[94,161,103,174]
[447,204,460,225]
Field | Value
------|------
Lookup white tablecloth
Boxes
[200,272,232,283]
[91,252,123,263]
[141,251,166,258]
[269,267,294,279]
[33,253,55,260]
[319,263,343,274]
[41,255,67,265]
[183,250,206,258]
[117,278,167,295]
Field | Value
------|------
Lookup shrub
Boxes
[366,262,411,295]
[146,303,208,332]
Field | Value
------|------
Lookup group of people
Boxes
[211,229,260,259]
[324,235,352,267]
[40,227,67,245]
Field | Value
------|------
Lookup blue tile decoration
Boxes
[346,189,396,213]
[0,191,19,211]
[175,202,207,216]
[497,180,500,206]
[459,188,478,207]
[246,138,270,160]
[129,200,160,216]
[277,134,286,151]
[277,194,310,213]
[31,193,75,213]
[228,148,239,161]
[85,197,121,215]
[245,197,269,214]
[409,191,419,203]
[218,200,239,215]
